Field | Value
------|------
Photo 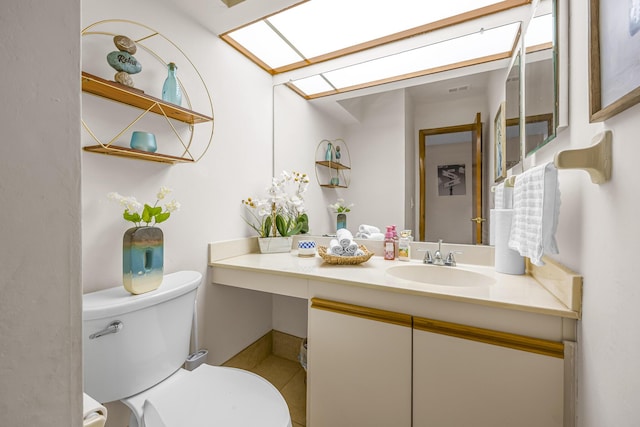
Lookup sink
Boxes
[386,264,495,287]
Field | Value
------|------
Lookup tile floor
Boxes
[223,330,307,427]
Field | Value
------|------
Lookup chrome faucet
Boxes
[433,239,445,266]
[422,250,433,264]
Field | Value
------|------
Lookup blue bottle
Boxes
[162,62,182,106]
[325,142,333,162]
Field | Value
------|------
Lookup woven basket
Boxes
[317,245,374,265]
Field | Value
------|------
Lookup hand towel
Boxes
[344,241,359,255]
[336,228,354,248]
[358,224,380,235]
[508,162,560,266]
[494,183,505,209]
[494,183,514,209]
[355,232,385,240]
[329,239,344,255]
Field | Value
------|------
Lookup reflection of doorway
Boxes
[419,113,483,244]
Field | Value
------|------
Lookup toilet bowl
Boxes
[83,270,292,427]
[123,365,291,427]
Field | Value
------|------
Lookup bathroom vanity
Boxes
[208,238,580,427]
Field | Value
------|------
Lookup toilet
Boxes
[83,270,292,427]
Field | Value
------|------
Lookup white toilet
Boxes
[83,270,292,427]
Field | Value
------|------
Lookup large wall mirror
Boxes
[524,1,558,156]
[505,51,522,172]
[272,0,565,244]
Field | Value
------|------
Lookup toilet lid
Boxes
[142,364,291,427]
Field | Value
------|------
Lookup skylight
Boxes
[222,0,532,73]
[220,0,545,99]
[288,22,522,98]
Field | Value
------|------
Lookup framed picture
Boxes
[589,0,640,121]
[494,102,506,182]
[437,164,466,196]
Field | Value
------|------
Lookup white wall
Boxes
[273,84,345,234]
[528,1,640,424]
[0,0,82,425]
[344,90,407,232]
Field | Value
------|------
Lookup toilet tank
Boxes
[83,270,202,403]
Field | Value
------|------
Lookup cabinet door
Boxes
[308,298,412,427]
[413,318,565,427]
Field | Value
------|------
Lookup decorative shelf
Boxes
[314,139,351,188]
[81,20,214,164]
[82,72,213,124]
[83,144,194,164]
[315,160,351,170]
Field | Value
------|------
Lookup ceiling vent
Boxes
[448,85,470,93]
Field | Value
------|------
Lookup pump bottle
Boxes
[384,226,396,260]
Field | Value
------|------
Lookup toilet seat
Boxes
[123,364,291,427]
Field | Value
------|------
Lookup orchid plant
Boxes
[108,186,180,227]
[328,198,353,213]
[242,170,309,237]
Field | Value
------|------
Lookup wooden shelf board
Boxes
[320,184,348,188]
[83,145,195,164]
[81,71,213,124]
[315,160,350,170]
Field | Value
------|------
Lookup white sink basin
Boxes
[386,264,495,287]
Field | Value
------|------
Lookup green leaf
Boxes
[123,210,140,223]
[155,212,170,224]
[263,216,272,237]
[288,222,303,236]
[141,204,152,223]
[275,214,287,236]
[297,213,309,234]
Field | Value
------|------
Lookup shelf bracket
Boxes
[553,130,612,184]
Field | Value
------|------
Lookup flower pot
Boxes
[258,236,293,254]
[123,226,163,294]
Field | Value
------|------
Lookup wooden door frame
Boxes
[418,113,483,242]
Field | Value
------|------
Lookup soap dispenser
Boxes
[398,230,412,261]
[384,226,396,260]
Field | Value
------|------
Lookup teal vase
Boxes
[337,213,347,230]
[162,62,182,106]
[122,226,163,294]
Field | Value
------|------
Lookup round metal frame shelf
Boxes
[315,139,351,188]
[81,19,214,163]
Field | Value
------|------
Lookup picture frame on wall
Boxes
[437,164,466,196]
[589,0,640,122]
[494,102,506,182]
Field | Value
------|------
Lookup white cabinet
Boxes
[413,317,565,427]
[308,298,570,427]
[308,298,412,427]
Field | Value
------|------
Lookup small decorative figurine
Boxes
[335,145,341,163]
[107,35,141,88]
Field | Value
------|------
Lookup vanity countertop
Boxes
[208,241,580,320]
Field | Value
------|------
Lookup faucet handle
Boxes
[419,250,433,264]
[444,251,462,267]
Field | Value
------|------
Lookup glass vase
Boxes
[162,62,182,106]
[123,226,164,294]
